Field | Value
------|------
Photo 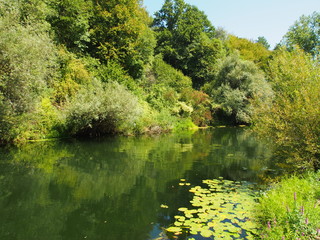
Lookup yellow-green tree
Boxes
[254,48,320,170]
[227,35,271,69]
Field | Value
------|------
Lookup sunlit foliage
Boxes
[282,11,320,58]
[153,0,224,88]
[257,172,320,239]
[204,53,273,124]
[254,48,320,170]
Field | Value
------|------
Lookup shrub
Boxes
[257,172,320,239]
[0,4,57,142]
[181,89,213,126]
[64,81,142,136]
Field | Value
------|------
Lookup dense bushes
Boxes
[64,81,142,136]
[257,172,320,239]
[254,48,320,170]
[0,3,58,142]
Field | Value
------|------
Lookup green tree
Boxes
[227,35,271,69]
[254,48,320,170]
[0,2,57,142]
[204,53,273,124]
[153,0,224,88]
[89,0,155,78]
[282,11,320,58]
[47,0,92,51]
[256,36,270,49]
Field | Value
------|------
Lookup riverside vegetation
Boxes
[0,0,319,239]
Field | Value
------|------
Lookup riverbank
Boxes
[257,172,320,239]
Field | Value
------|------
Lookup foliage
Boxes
[143,55,195,120]
[47,0,92,51]
[282,11,320,58]
[153,0,224,88]
[253,48,320,170]
[227,35,271,69]
[173,118,197,132]
[89,0,156,78]
[146,55,192,90]
[204,53,273,124]
[165,178,258,239]
[256,36,270,50]
[257,172,320,239]
[181,89,213,126]
[53,48,92,104]
[0,3,57,142]
[14,98,64,141]
[64,81,142,136]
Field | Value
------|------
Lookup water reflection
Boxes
[0,128,278,240]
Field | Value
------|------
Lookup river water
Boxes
[0,128,280,240]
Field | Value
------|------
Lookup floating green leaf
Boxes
[165,178,259,239]
[166,226,182,232]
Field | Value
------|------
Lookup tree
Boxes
[204,53,273,124]
[254,48,320,170]
[153,0,224,88]
[282,11,320,58]
[47,0,93,51]
[0,1,58,142]
[256,36,270,49]
[227,35,271,69]
[89,0,156,78]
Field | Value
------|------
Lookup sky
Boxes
[142,0,320,48]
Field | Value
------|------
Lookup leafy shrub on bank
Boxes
[257,172,320,239]
[181,89,213,126]
[253,48,320,170]
[0,5,58,142]
[64,81,142,136]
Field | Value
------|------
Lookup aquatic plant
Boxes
[165,178,258,239]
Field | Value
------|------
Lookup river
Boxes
[0,127,280,240]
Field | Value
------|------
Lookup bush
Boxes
[0,4,58,142]
[181,89,213,126]
[257,172,320,239]
[64,81,142,136]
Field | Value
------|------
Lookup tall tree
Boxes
[227,35,271,69]
[47,0,93,51]
[282,11,319,58]
[204,53,273,124]
[256,36,270,49]
[254,48,320,170]
[153,0,224,88]
[89,0,155,78]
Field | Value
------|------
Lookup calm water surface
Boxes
[0,128,280,240]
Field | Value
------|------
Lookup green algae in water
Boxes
[166,178,259,239]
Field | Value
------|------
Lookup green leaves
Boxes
[153,0,223,88]
[205,52,273,124]
[282,11,320,58]
[254,48,320,170]
[166,178,259,239]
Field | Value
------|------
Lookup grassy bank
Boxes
[257,172,320,239]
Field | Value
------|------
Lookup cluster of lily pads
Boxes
[166,178,259,239]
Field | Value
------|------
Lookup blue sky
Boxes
[142,0,320,48]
